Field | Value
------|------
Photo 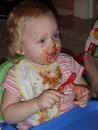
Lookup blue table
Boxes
[1,100,98,130]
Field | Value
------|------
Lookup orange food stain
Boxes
[39,66,62,89]
[43,46,61,64]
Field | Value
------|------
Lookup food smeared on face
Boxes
[43,46,61,64]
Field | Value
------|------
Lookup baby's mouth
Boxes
[44,47,61,63]
[48,51,58,59]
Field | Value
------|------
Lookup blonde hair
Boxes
[7,0,57,58]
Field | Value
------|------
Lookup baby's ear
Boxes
[16,41,25,55]
[16,46,24,55]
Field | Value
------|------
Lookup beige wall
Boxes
[95,0,98,16]
[52,0,75,11]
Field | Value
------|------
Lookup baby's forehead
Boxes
[20,16,58,41]
[23,15,57,30]
[26,14,56,24]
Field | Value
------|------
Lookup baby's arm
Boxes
[72,76,90,107]
[1,89,64,123]
[1,89,40,123]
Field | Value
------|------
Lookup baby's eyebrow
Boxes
[32,29,59,41]
[40,33,48,37]
[54,30,60,33]
[36,33,49,40]
[54,29,60,34]
[30,34,47,43]
[30,34,42,41]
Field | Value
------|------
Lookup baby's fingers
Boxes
[74,99,88,108]
[77,91,89,99]
[74,92,89,108]
[49,89,65,98]
[74,100,87,108]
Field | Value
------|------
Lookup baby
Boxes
[1,1,89,129]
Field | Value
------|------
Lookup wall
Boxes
[52,0,75,11]
[95,0,98,16]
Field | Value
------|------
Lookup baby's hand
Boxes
[36,89,64,110]
[72,84,90,107]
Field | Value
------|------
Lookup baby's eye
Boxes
[53,32,60,40]
[39,37,49,44]
[40,39,45,43]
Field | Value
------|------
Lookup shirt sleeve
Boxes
[3,68,21,97]
[71,56,84,83]
[57,53,84,83]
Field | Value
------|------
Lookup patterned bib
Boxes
[15,59,64,126]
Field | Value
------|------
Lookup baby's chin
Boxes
[34,55,58,65]
[45,57,57,65]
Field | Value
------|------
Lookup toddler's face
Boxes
[20,15,61,65]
